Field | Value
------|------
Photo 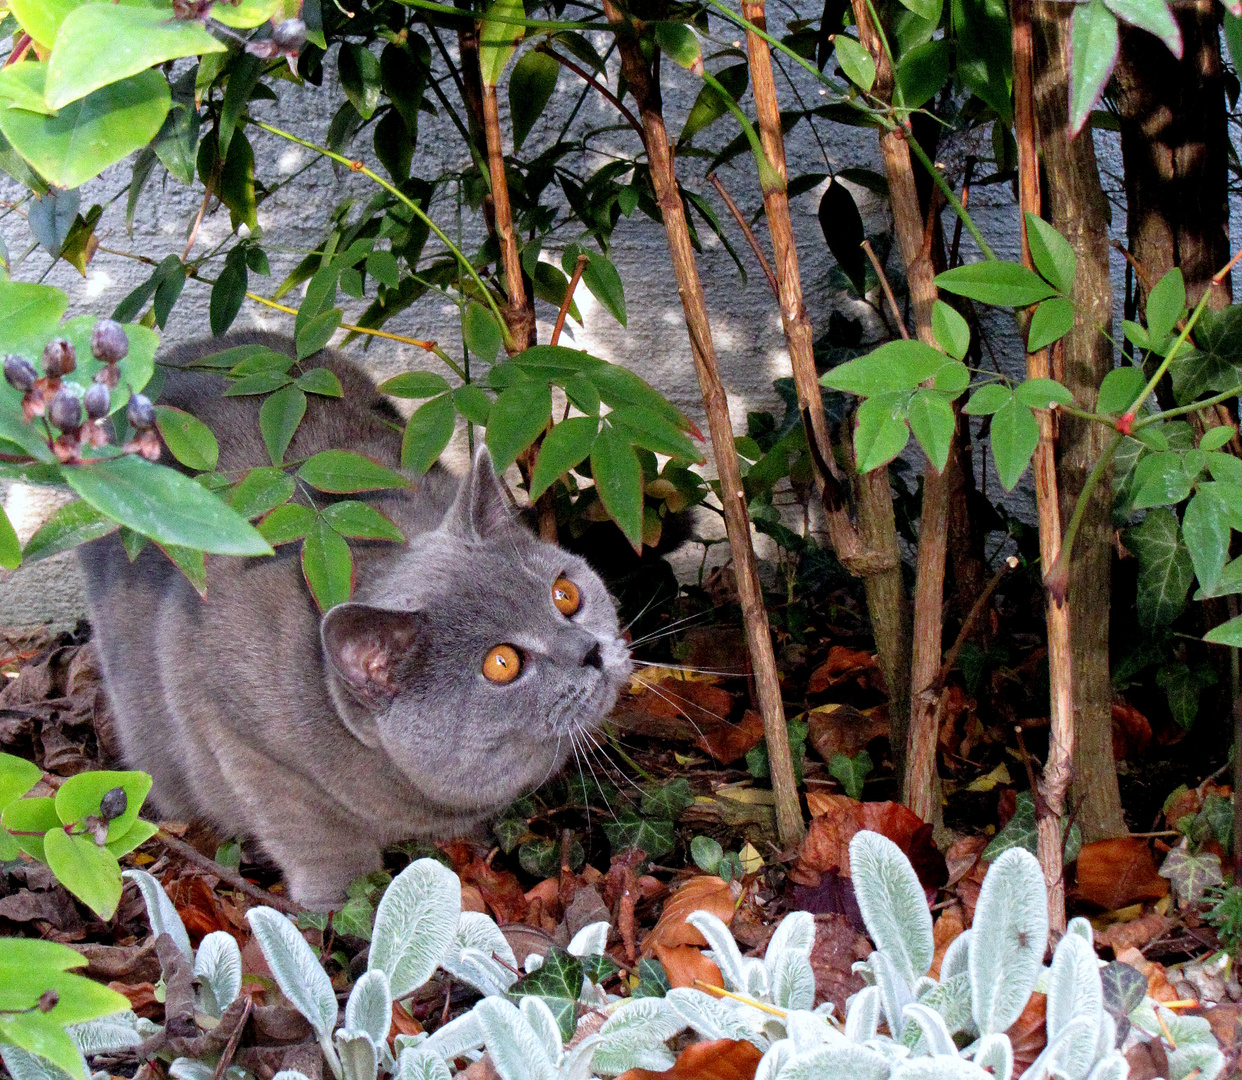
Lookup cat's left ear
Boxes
[444,445,515,540]
[321,604,427,744]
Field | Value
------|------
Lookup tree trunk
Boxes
[1112,0,1231,308]
[1033,1,1126,843]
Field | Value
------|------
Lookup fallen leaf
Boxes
[651,943,723,991]
[641,876,738,988]
[461,884,487,914]
[1075,839,1169,909]
[943,835,987,888]
[1006,991,1047,1075]
[807,647,881,694]
[1112,701,1152,759]
[1205,1003,1242,1048]
[805,703,888,764]
[1115,947,1180,1003]
[614,680,761,764]
[388,1000,422,1049]
[443,842,529,923]
[617,1038,763,1080]
[929,905,965,980]
[1096,910,1174,954]
[965,763,1012,793]
[698,709,765,765]
[108,981,162,1020]
[792,795,945,889]
[808,913,870,1015]
[1124,1037,1170,1080]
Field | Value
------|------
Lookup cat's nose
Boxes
[581,642,603,669]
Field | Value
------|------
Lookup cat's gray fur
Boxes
[78,332,630,908]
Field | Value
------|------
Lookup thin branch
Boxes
[537,44,646,143]
[551,253,589,346]
[935,555,1017,689]
[707,172,779,300]
[861,239,908,339]
[156,829,301,914]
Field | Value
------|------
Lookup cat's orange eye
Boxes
[552,578,581,616]
[483,644,522,684]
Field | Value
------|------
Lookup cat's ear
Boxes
[445,445,515,539]
[321,604,427,744]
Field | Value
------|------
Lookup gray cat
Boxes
[79,332,631,909]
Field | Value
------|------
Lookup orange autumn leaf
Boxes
[617,1039,763,1080]
[1096,911,1174,954]
[1115,947,1180,1003]
[1074,839,1169,910]
[793,795,942,888]
[1007,992,1047,1075]
[651,943,724,990]
[806,646,881,694]
[641,876,739,989]
[697,709,765,765]
[929,905,965,980]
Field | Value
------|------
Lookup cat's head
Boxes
[318,447,631,815]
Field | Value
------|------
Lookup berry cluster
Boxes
[2,320,159,465]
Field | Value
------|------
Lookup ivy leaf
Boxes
[1126,507,1194,626]
[601,809,675,860]
[1159,847,1222,905]
[1101,961,1147,1024]
[639,778,695,820]
[301,519,353,611]
[401,393,456,475]
[1069,0,1119,135]
[982,791,1082,864]
[829,750,873,799]
[508,948,583,1040]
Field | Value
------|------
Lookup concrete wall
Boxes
[0,24,1233,629]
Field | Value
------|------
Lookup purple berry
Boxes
[4,355,36,392]
[99,786,127,822]
[90,320,129,364]
[127,393,156,431]
[272,17,306,51]
[83,382,111,421]
[49,387,83,433]
[42,339,76,378]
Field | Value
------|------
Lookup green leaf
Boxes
[591,426,644,549]
[952,0,1013,123]
[894,38,951,109]
[653,21,702,69]
[1159,847,1222,905]
[322,501,404,542]
[0,70,171,190]
[224,371,292,397]
[964,383,1012,416]
[564,373,599,416]
[1156,661,1216,730]
[485,380,552,472]
[530,416,598,499]
[509,48,559,150]
[479,0,526,86]
[1014,378,1075,410]
[580,252,627,328]
[380,371,452,399]
[210,247,248,336]
[1146,267,1186,343]
[1127,507,1194,625]
[366,250,400,289]
[258,503,316,545]
[932,300,970,360]
[1026,297,1076,351]
[154,406,219,472]
[1200,426,1235,453]
[1102,0,1181,55]
[602,807,675,859]
[229,467,296,520]
[907,389,955,471]
[690,836,724,873]
[1205,614,1242,646]
[9,0,78,48]
[462,301,502,364]
[339,44,382,120]
[43,827,123,920]
[0,753,41,813]
[1069,0,1119,135]
[983,790,1081,864]
[990,397,1040,491]
[297,450,409,493]
[0,1015,90,1080]
[401,393,456,474]
[259,385,307,466]
[935,261,1059,307]
[1182,488,1230,596]
[46,4,225,110]
[1024,214,1077,295]
[454,384,493,427]
[818,181,866,295]
[0,281,67,357]
[302,519,353,611]
[297,369,344,398]
[518,839,561,878]
[829,750,873,800]
[1131,451,1197,509]
[0,505,20,571]
[508,949,584,1040]
[639,778,695,819]
[610,405,702,461]
[854,392,911,472]
[296,309,342,361]
[821,339,948,396]
[65,455,273,556]
[55,770,151,842]
[1,796,59,861]
[832,34,876,91]
[1096,366,1147,416]
[680,62,748,143]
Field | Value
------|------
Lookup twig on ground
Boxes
[156,829,301,914]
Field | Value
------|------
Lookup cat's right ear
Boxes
[444,445,515,540]
[321,604,427,744]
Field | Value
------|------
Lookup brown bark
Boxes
[1034,1,1125,843]
[603,0,804,846]
[848,0,948,822]
[1113,0,1231,309]
[740,0,912,752]
[1013,0,1074,932]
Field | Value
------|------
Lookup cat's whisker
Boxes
[568,729,593,836]
[579,728,646,798]
[629,674,741,730]
[626,608,714,648]
[621,588,676,636]
[572,726,624,824]
[628,677,718,749]
[630,659,751,677]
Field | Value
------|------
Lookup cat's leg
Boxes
[256,813,384,911]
